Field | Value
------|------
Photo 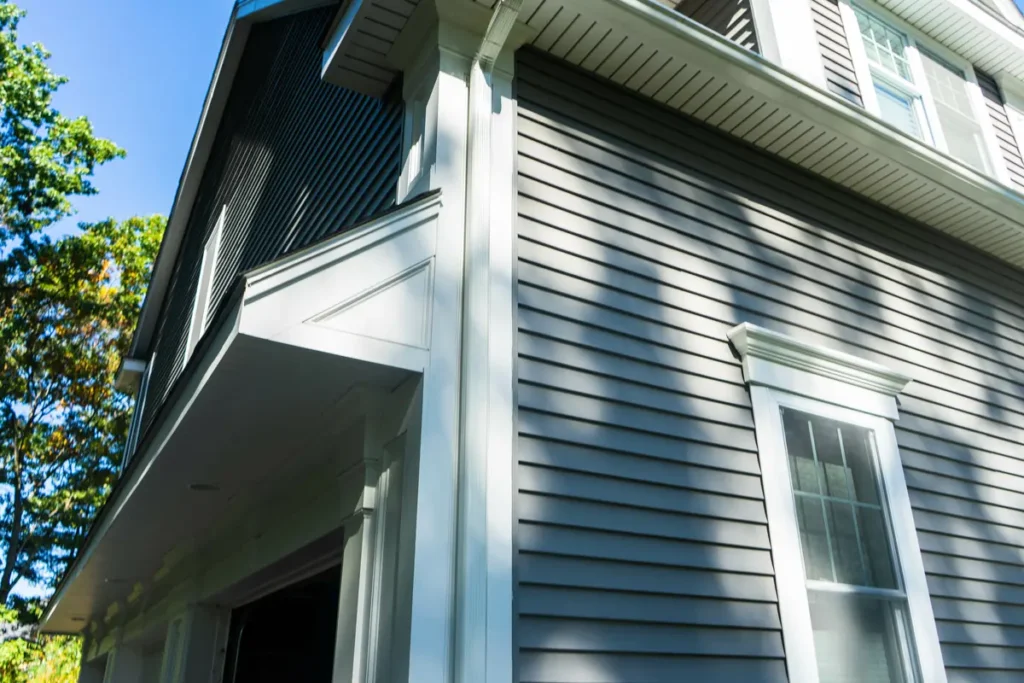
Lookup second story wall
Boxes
[140,6,402,433]
[977,70,1024,193]
[810,0,863,105]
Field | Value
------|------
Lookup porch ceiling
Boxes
[43,194,441,634]
[44,331,409,634]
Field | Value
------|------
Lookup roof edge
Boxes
[127,9,251,360]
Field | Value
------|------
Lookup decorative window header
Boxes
[727,323,912,418]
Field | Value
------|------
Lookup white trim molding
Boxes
[727,323,911,419]
[749,0,828,89]
[728,323,947,683]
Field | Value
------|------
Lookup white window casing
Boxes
[185,205,226,360]
[728,323,948,683]
[839,0,1011,186]
[122,354,155,474]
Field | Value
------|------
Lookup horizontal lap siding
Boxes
[516,49,1024,683]
[810,0,863,106]
[141,7,401,432]
[654,0,760,52]
[976,71,1024,195]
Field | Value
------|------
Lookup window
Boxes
[186,205,226,360]
[844,1,1001,177]
[728,323,947,683]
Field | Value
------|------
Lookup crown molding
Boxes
[728,323,912,397]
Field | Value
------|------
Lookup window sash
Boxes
[749,385,947,683]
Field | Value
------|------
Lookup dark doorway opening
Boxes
[222,564,341,683]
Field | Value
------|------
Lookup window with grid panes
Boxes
[849,3,999,176]
[853,8,925,141]
[782,408,918,683]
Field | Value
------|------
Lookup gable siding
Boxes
[976,70,1024,194]
[654,0,760,52]
[516,49,1024,683]
[140,7,402,433]
[810,0,863,106]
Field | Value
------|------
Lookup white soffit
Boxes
[321,0,422,97]
[876,0,1024,80]
[469,0,1024,267]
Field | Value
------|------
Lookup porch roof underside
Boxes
[42,271,414,635]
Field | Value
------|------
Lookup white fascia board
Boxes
[237,0,336,21]
[127,12,250,361]
[580,0,1024,244]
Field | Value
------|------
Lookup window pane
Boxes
[842,425,880,505]
[874,82,924,140]
[811,419,852,498]
[785,411,821,494]
[827,501,866,585]
[797,496,834,581]
[919,50,991,172]
[809,591,914,683]
[782,409,901,590]
[859,506,899,589]
[855,9,912,81]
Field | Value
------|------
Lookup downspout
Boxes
[456,3,522,683]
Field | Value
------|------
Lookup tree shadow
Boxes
[514,47,1024,682]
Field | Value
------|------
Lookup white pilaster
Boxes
[165,605,230,683]
[750,0,828,89]
[332,410,401,683]
[387,3,527,682]
[102,644,143,683]
[78,659,105,683]
[390,19,474,683]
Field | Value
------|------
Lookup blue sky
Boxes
[18,0,236,237]
[15,0,1024,237]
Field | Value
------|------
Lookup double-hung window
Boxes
[843,1,999,177]
[729,323,947,683]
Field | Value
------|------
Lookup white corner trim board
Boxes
[728,322,911,419]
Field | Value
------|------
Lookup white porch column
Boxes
[101,643,142,683]
[386,3,529,683]
[750,0,828,88]
[77,658,106,683]
[163,605,230,683]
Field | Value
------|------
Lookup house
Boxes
[40,0,1024,680]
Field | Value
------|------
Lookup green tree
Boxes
[0,606,80,683]
[0,215,164,604]
[0,0,163,607]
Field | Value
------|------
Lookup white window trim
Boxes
[728,323,948,683]
[122,354,155,474]
[185,205,226,360]
[839,0,1012,186]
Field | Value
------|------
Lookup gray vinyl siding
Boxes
[141,7,401,432]
[810,0,863,106]
[654,0,760,52]
[976,70,1024,194]
[516,49,1024,683]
